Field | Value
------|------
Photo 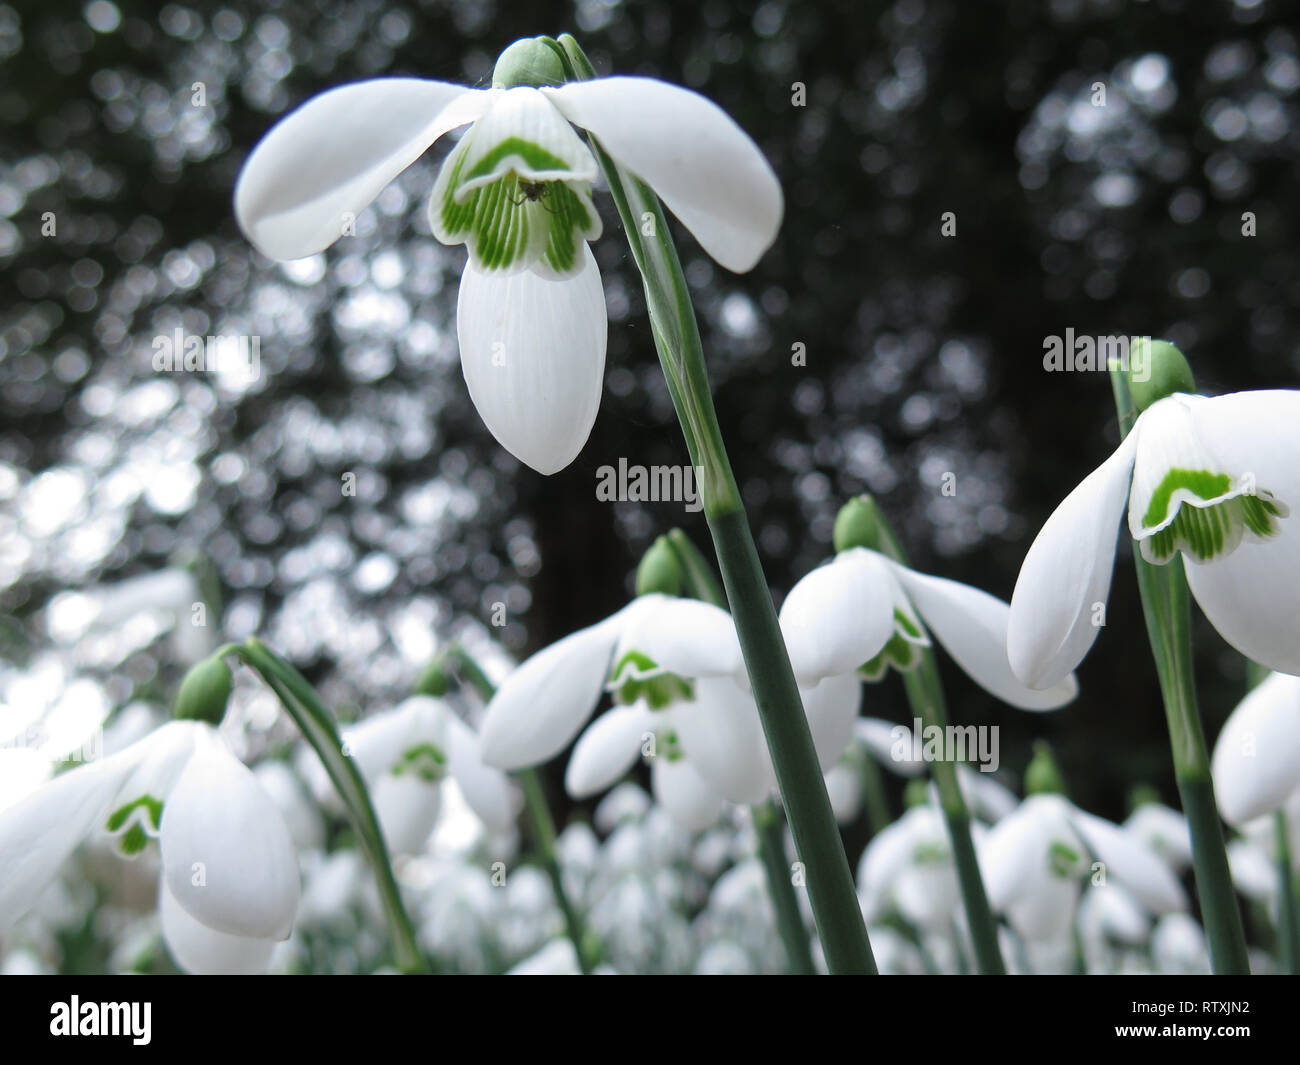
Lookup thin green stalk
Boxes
[558,33,875,974]
[1275,811,1299,974]
[666,529,816,974]
[754,800,817,974]
[899,658,1005,974]
[859,512,1004,973]
[441,645,597,974]
[858,752,892,837]
[1108,364,1250,974]
[224,638,427,973]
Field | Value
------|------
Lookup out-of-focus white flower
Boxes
[1212,671,1300,826]
[0,721,299,974]
[980,794,1186,944]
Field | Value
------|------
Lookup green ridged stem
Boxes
[438,644,598,974]
[221,639,427,974]
[666,529,816,974]
[556,35,875,973]
[1108,363,1250,975]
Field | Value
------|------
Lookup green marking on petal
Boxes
[393,742,448,784]
[105,794,164,857]
[461,136,573,185]
[857,608,927,681]
[1140,467,1287,563]
[659,728,684,763]
[1140,468,1233,529]
[1048,839,1082,879]
[609,650,694,709]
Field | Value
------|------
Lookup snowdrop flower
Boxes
[305,695,517,855]
[1123,797,1193,872]
[857,804,966,930]
[0,721,299,975]
[1211,671,1300,825]
[780,545,1078,710]
[1009,384,1300,687]
[46,568,213,665]
[479,593,860,808]
[1153,912,1211,974]
[234,37,782,475]
[980,794,1186,943]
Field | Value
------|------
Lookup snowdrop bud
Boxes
[635,536,683,598]
[1024,741,1066,796]
[903,777,930,809]
[1127,339,1196,412]
[492,36,567,90]
[832,495,886,554]
[412,658,451,698]
[172,656,232,725]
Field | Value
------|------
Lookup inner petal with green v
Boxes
[858,606,931,681]
[391,742,448,784]
[1134,466,1288,564]
[105,794,164,857]
[429,88,601,277]
[607,649,694,710]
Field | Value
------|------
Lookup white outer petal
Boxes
[446,715,517,833]
[457,245,607,474]
[778,550,897,686]
[160,731,300,940]
[889,560,1078,710]
[545,77,783,272]
[1211,671,1300,825]
[159,881,276,975]
[1069,808,1187,915]
[234,79,487,259]
[565,702,656,798]
[855,717,926,777]
[615,595,744,680]
[800,673,862,772]
[651,758,727,832]
[479,606,628,769]
[1008,430,1140,688]
[370,772,441,856]
[671,676,773,805]
[1123,802,1193,872]
[0,741,151,926]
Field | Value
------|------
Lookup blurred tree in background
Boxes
[2,0,1298,832]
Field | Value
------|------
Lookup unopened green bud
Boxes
[1128,784,1161,812]
[903,777,931,809]
[413,658,451,698]
[635,536,683,598]
[173,656,232,725]
[1024,741,1066,796]
[833,495,885,554]
[492,36,567,89]
[1127,338,1196,412]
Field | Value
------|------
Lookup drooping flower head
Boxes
[1009,344,1300,687]
[235,36,783,474]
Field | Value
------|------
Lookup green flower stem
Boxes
[858,752,892,837]
[666,529,816,974]
[1108,365,1251,974]
[854,509,1004,973]
[753,800,817,974]
[440,645,598,974]
[222,638,427,974]
[1275,811,1299,974]
[557,34,875,973]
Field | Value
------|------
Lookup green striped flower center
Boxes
[392,742,448,784]
[609,649,694,710]
[1139,467,1287,563]
[432,131,600,278]
[858,607,928,681]
[105,794,164,857]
